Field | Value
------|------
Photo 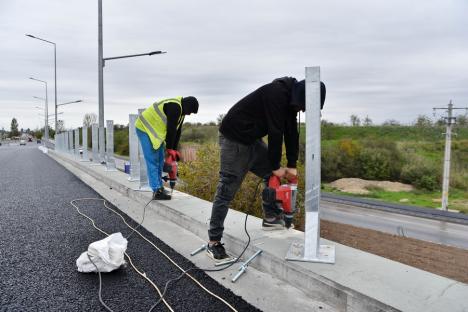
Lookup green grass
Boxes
[323,184,468,213]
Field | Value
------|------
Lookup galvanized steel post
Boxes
[74,129,80,159]
[91,123,100,164]
[286,66,335,264]
[64,132,68,154]
[81,126,89,161]
[105,120,117,171]
[137,109,152,191]
[68,130,73,155]
[128,114,140,181]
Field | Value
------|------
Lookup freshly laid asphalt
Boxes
[0,144,261,312]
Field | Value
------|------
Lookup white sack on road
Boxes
[76,232,127,273]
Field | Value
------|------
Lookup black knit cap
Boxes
[181,96,199,115]
[292,80,326,111]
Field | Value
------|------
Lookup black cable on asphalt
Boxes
[147,179,263,312]
[126,198,153,240]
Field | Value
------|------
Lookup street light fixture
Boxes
[26,34,58,134]
[30,77,49,141]
[57,100,83,107]
[97,0,166,162]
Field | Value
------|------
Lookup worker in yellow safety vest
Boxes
[135,96,199,200]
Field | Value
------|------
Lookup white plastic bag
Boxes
[38,146,48,153]
[76,232,128,273]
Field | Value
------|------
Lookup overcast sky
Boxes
[1,0,467,131]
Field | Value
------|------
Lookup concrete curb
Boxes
[48,150,468,312]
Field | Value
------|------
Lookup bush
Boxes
[357,148,393,180]
[178,143,266,217]
[321,138,403,182]
[114,126,129,156]
[400,155,441,191]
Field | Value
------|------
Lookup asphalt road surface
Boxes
[320,200,468,250]
[0,144,260,312]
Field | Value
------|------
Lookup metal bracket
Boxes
[232,249,262,283]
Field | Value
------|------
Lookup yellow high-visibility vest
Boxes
[135,97,184,149]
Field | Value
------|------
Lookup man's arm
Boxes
[163,103,182,150]
[284,111,299,169]
[263,85,287,171]
[172,116,184,150]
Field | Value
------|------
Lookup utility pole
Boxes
[433,100,468,211]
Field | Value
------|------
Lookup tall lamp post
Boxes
[30,77,49,141]
[26,34,57,136]
[97,0,166,163]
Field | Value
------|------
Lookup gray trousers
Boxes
[208,134,280,241]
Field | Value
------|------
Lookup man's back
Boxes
[220,77,295,145]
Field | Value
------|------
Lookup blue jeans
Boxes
[136,129,165,192]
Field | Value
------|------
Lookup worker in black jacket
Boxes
[206,77,326,260]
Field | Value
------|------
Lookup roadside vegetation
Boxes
[110,114,468,229]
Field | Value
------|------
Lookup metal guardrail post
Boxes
[105,120,117,171]
[99,125,105,163]
[91,123,100,164]
[74,129,80,159]
[81,126,89,161]
[68,130,74,155]
[63,132,68,154]
[56,133,60,152]
[137,109,152,192]
[128,114,140,181]
[286,66,335,264]
[57,133,61,152]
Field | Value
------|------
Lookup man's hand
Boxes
[166,149,181,161]
[272,167,286,178]
[285,168,297,181]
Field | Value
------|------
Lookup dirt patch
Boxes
[329,178,414,194]
[321,220,468,283]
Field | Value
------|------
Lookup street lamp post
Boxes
[97,0,166,163]
[30,77,49,141]
[26,34,57,135]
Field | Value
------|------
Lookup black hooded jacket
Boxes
[219,77,300,170]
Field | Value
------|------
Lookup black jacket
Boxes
[219,77,299,170]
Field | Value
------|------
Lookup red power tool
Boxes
[263,175,298,229]
[163,149,179,193]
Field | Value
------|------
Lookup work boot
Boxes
[206,242,229,260]
[152,187,171,200]
[262,216,285,231]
